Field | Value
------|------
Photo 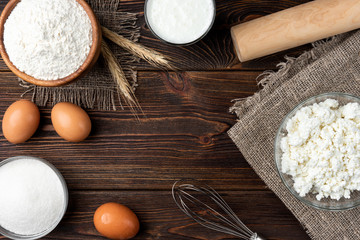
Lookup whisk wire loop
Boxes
[177,189,251,238]
[179,187,244,231]
[199,185,254,236]
[172,179,266,240]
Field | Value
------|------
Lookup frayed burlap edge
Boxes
[19,69,139,111]
[229,37,339,118]
[228,30,360,240]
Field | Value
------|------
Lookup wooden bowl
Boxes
[0,0,102,87]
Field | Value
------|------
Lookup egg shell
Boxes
[51,102,91,142]
[2,100,40,144]
[94,202,140,240]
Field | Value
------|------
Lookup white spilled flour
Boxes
[4,0,92,80]
[0,158,65,235]
[281,99,360,200]
[146,0,215,44]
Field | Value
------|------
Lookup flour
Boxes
[0,157,65,235]
[280,99,360,200]
[4,0,92,80]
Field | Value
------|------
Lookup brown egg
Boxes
[2,100,40,144]
[94,203,140,240]
[51,102,91,142]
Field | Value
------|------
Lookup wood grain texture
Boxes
[0,70,308,239]
[137,0,312,70]
[231,0,360,61]
[0,191,310,240]
[0,0,313,71]
[0,71,262,191]
[0,0,316,239]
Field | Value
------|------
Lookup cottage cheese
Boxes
[280,99,360,200]
[3,0,92,80]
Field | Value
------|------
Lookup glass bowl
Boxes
[144,0,216,46]
[275,92,360,211]
[0,156,68,239]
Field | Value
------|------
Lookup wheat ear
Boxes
[101,26,175,70]
[101,40,141,114]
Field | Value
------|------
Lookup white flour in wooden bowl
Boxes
[3,0,92,80]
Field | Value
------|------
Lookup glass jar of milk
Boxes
[145,0,216,45]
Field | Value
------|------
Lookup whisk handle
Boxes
[256,236,266,240]
[252,233,267,240]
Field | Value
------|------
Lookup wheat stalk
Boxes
[100,40,141,115]
[101,26,176,70]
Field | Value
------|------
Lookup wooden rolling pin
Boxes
[231,0,360,62]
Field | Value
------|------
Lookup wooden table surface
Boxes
[0,1,313,239]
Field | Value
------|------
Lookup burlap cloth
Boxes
[20,0,140,110]
[228,30,360,240]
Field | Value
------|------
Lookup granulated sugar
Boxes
[4,0,92,80]
[0,157,65,235]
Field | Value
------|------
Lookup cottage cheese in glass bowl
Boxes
[275,93,360,210]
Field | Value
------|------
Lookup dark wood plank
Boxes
[0,190,310,239]
[0,71,264,191]
[0,1,313,239]
[0,0,313,72]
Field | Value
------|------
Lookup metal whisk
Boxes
[172,179,266,240]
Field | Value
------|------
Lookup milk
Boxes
[145,0,215,44]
